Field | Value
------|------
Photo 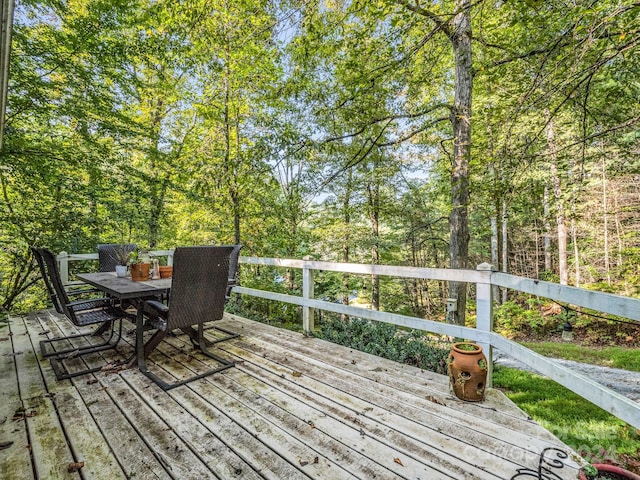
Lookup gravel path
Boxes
[493,351,640,402]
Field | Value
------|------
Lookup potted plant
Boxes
[447,341,488,402]
[128,249,150,281]
[580,464,640,480]
[113,247,131,277]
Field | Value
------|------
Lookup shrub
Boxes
[315,317,450,375]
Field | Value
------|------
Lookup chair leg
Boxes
[137,314,234,391]
[197,323,236,367]
[40,321,119,358]
[49,320,123,381]
[185,324,239,348]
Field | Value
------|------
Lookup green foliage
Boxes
[494,366,640,466]
[494,298,560,338]
[315,317,450,375]
[521,342,640,372]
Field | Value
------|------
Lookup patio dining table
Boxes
[75,272,171,303]
[76,272,172,363]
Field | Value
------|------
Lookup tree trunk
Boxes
[342,167,352,313]
[148,96,166,249]
[447,0,472,325]
[501,199,508,303]
[367,169,380,311]
[572,218,580,287]
[543,185,552,273]
[602,156,610,284]
[394,0,473,324]
[546,114,568,285]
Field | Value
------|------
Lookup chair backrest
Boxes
[35,248,74,320]
[98,243,136,272]
[31,246,64,314]
[168,246,233,331]
[223,244,243,299]
[228,244,243,283]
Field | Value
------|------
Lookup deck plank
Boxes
[158,333,495,480]
[27,310,130,480]
[121,369,292,480]
[2,310,587,480]
[217,318,564,440]
[11,313,79,479]
[143,340,361,480]
[0,317,34,480]
[36,310,184,480]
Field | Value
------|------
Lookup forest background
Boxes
[1,0,639,337]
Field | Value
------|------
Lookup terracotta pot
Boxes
[448,342,488,402]
[159,266,173,279]
[130,262,150,281]
[579,464,640,480]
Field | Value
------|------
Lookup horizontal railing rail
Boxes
[57,251,640,431]
[57,250,173,285]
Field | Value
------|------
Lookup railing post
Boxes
[302,255,315,334]
[58,251,70,286]
[476,262,494,388]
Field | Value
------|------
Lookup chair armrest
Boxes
[66,287,100,296]
[67,297,112,312]
[143,300,169,316]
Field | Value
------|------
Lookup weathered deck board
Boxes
[10,313,79,480]
[0,317,34,480]
[21,312,126,480]
[1,309,586,480]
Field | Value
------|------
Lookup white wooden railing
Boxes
[57,251,640,431]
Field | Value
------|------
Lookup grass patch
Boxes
[493,366,640,468]
[521,342,640,372]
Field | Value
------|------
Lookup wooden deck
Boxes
[1,309,585,480]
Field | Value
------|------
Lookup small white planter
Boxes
[115,265,128,278]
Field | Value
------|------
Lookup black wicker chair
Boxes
[32,247,132,380]
[226,244,243,301]
[31,247,100,315]
[136,246,236,390]
[197,243,244,344]
[98,243,136,272]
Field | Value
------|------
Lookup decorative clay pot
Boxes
[159,266,173,278]
[448,342,488,402]
[130,262,150,281]
[579,464,640,480]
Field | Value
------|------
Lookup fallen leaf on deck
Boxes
[299,460,308,466]
[313,456,319,464]
[12,409,36,421]
[67,461,84,472]
[86,379,98,385]
[291,371,302,377]
[0,337,9,342]
[100,362,126,374]
[425,394,446,406]
[12,407,26,420]
[0,441,13,450]
[38,330,51,336]
[394,458,404,466]
[307,421,315,429]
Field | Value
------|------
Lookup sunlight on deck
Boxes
[0,309,585,479]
